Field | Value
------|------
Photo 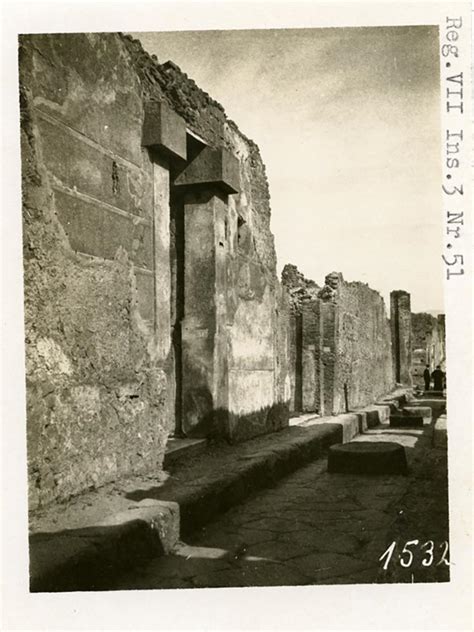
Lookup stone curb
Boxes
[176,422,345,536]
[29,501,179,592]
[432,414,447,449]
[29,402,393,592]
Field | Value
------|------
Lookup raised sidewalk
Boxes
[29,391,410,591]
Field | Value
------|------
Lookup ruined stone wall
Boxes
[411,312,446,384]
[329,274,394,412]
[21,32,290,507]
[20,34,173,509]
[282,267,394,415]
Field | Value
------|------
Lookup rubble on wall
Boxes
[281,263,321,313]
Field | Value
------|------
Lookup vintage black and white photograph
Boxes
[2,1,472,628]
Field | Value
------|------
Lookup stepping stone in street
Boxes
[376,401,401,415]
[389,414,424,428]
[402,406,431,418]
[327,441,408,475]
[423,390,445,398]
[432,414,447,449]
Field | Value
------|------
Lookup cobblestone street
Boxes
[111,411,449,590]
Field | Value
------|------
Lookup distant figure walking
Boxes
[431,365,444,391]
[423,365,431,391]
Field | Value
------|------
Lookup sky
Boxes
[133,26,443,313]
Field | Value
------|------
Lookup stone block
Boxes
[29,500,180,591]
[363,404,390,426]
[403,406,431,418]
[336,413,360,442]
[142,101,187,161]
[373,405,390,422]
[432,415,447,449]
[99,500,180,555]
[423,390,445,398]
[389,415,424,428]
[355,411,368,433]
[174,146,240,194]
[376,400,401,415]
[365,408,381,428]
[328,441,408,475]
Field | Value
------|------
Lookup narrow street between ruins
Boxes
[110,406,449,590]
[18,32,452,603]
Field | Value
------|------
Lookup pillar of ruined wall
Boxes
[21,31,290,508]
[411,312,447,385]
[281,264,321,414]
[20,34,173,509]
[437,314,446,366]
[302,300,323,413]
[390,290,413,385]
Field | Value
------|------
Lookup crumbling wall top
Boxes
[120,32,258,151]
[281,264,320,313]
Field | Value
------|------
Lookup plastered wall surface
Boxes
[20,34,174,509]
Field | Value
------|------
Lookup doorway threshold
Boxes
[164,436,207,469]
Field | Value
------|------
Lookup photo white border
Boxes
[1,1,472,629]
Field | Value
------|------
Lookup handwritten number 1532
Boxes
[379,540,450,570]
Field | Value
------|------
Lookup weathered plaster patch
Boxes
[228,369,274,415]
[36,337,73,375]
[229,286,274,370]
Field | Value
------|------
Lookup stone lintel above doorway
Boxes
[142,101,187,162]
[173,146,240,195]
